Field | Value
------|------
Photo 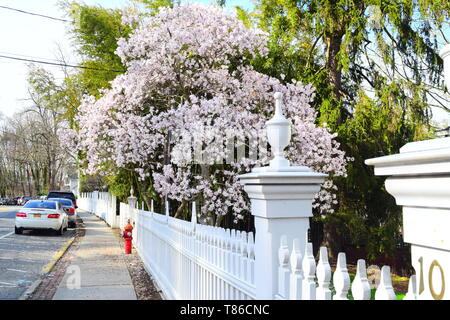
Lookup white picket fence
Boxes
[275,236,415,300]
[78,191,118,228]
[77,193,417,300]
[134,202,256,299]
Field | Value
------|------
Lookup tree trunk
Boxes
[174,200,189,219]
[47,160,52,192]
[325,32,348,125]
[26,167,32,196]
[215,214,225,227]
[321,219,343,262]
[326,35,343,101]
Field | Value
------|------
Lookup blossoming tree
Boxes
[65,3,348,226]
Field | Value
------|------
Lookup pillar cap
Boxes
[238,170,326,185]
[365,137,450,176]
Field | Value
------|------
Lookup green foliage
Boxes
[59,2,135,192]
[102,169,133,202]
[46,0,449,260]
[134,0,177,14]
[235,6,253,28]
[251,0,447,259]
[64,2,130,97]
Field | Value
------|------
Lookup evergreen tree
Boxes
[249,0,450,259]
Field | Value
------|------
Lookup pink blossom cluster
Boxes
[64,3,348,220]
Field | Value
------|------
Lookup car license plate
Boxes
[33,214,41,218]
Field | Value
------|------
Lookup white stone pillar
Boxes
[366,44,450,300]
[238,92,326,300]
[128,187,138,246]
[366,137,450,300]
[128,187,137,225]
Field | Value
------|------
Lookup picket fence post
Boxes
[375,266,396,300]
[190,202,197,299]
[289,239,303,300]
[277,235,290,299]
[238,92,326,299]
[302,242,316,300]
[127,188,138,245]
[404,275,417,300]
[351,259,371,300]
[333,252,350,300]
[316,246,332,300]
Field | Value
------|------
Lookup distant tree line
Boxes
[0,67,74,197]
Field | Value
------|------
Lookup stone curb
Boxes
[19,237,76,300]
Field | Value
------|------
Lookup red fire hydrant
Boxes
[123,219,133,254]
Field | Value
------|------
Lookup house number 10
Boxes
[418,257,445,300]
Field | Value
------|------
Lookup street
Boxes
[0,206,76,300]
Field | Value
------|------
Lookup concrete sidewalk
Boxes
[53,211,137,300]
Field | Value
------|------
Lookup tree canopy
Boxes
[247,0,449,258]
[64,3,348,227]
[21,0,450,261]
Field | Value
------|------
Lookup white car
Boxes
[15,200,69,235]
[47,198,77,228]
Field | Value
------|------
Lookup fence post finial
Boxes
[333,252,350,300]
[266,92,291,169]
[375,266,396,300]
[302,242,316,300]
[351,259,371,300]
[165,199,169,217]
[289,238,303,300]
[191,202,197,224]
[316,247,332,300]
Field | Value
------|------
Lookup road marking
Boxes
[0,281,14,285]
[7,268,27,273]
[0,232,13,240]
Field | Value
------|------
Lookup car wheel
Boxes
[69,222,76,228]
[57,224,64,236]
[14,226,23,235]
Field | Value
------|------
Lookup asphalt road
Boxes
[0,206,76,300]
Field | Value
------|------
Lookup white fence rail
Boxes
[78,192,417,300]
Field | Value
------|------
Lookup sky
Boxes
[0,0,126,118]
[0,0,254,119]
[0,0,449,126]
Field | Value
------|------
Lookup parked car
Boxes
[0,198,8,205]
[48,198,77,228]
[17,197,33,206]
[15,200,68,235]
[7,197,18,205]
[46,191,78,209]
